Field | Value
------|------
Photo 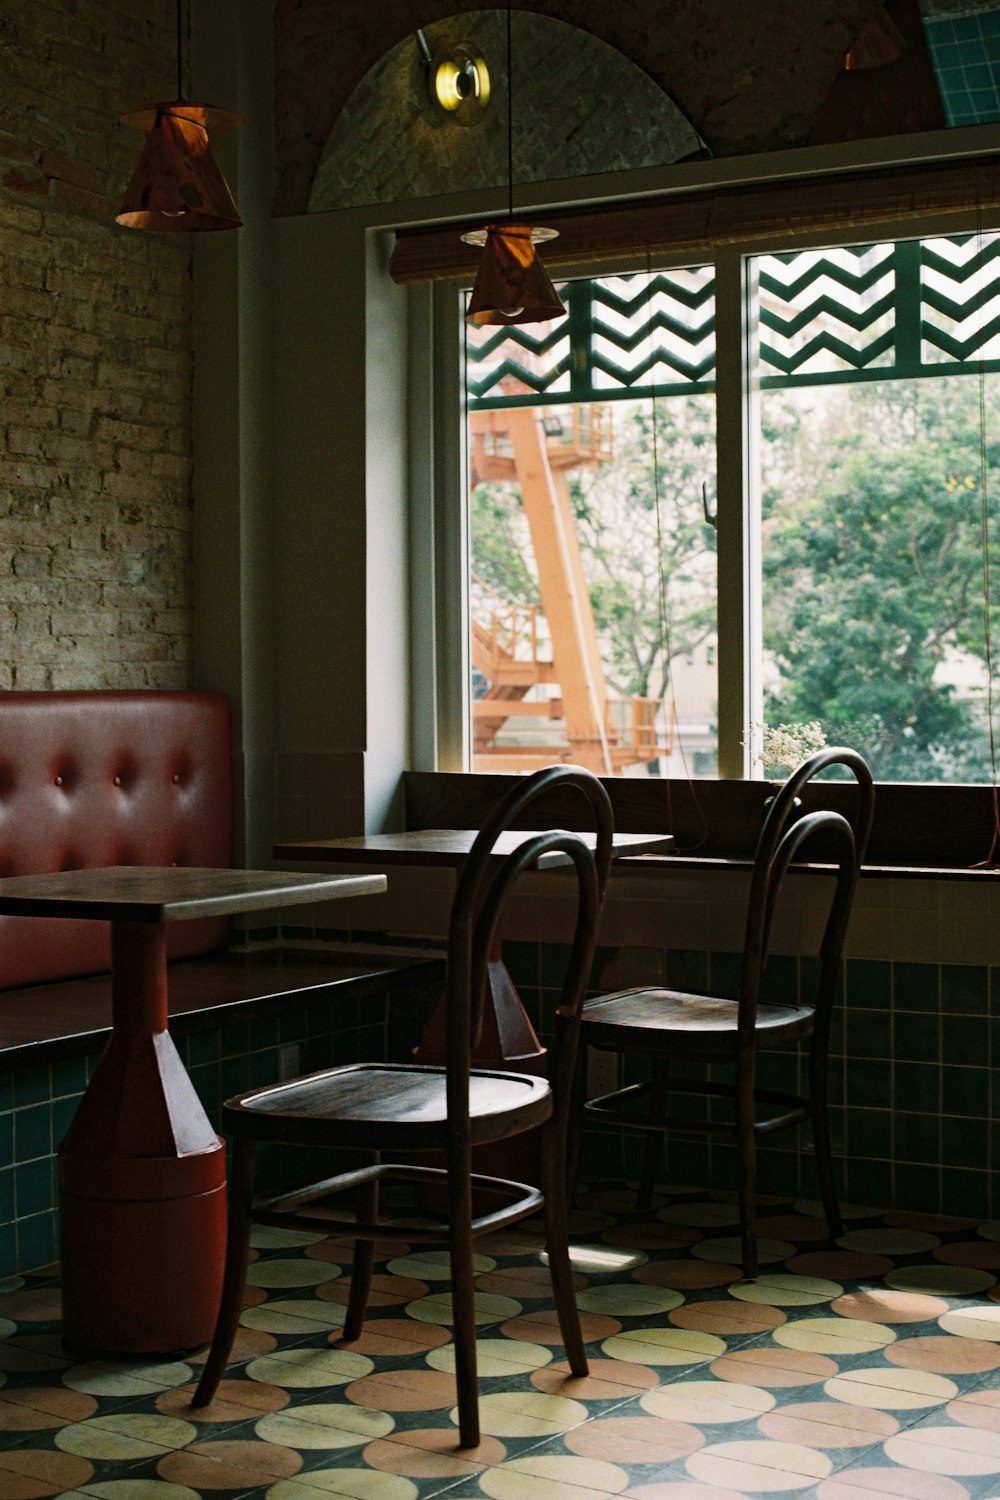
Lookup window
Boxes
[459,231,1000,783]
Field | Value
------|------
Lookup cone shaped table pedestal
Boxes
[0,865,386,1353]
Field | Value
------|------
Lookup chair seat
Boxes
[223,1061,553,1149]
[583,987,815,1057]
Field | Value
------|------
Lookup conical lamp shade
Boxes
[845,11,905,70]
[116,104,241,232]
[463,223,566,326]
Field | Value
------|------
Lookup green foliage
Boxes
[762,377,1000,781]
[470,398,717,702]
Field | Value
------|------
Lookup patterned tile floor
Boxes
[2,1184,1000,1499]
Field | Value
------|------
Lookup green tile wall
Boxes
[0,971,426,1280]
[2,943,996,1277]
[505,941,998,1224]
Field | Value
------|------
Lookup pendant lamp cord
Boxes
[176,0,184,101]
[972,202,1000,867]
[646,246,708,851]
[505,0,514,221]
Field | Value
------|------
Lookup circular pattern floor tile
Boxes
[0,1449,94,1498]
[823,1365,957,1409]
[62,1360,193,1397]
[885,1263,997,1296]
[363,1427,506,1477]
[567,1242,648,1272]
[686,1437,832,1490]
[249,1226,327,1249]
[773,1317,895,1357]
[478,1452,629,1497]
[692,1236,795,1264]
[245,1258,337,1289]
[657,1201,741,1229]
[387,1249,494,1279]
[0,1386,97,1429]
[602,1326,725,1366]
[333,1317,451,1357]
[935,1241,1000,1269]
[641,1379,775,1424]
[939,1305,1000,1341]
[623,1483,751,1500]
[883,1424,1000,1476]
[156,1437,303,1489]
[829,1288,948,1323]
[947,1389,1000,1431]
[55,1412,197,1461]
[427,1337,551,1377]
[473,1390,589,1438]
[710,1348,838,1387]
[815,1466,971,1498]
[267,1471,418,1500]
[576,1282,683,1318]
[316,1273,429,1308]
[245,1346,372,1389]
[668,1299,785,1335]
[729,1273,841,1308]
[155,1378,289,1423]
[565,1412,704,1463]
[633,1259,740,1290]
[531,1358,659,1399]
[405,1290,521,1326]
[241,1299,346,1335]
[756,1215,829,1242]
[501,1308,621,1344]
[344,1368,456,1413]
[884,1334,1000,1375]
[602,1221,697,1251]
[478,1265,585,1297]
[756,1399,899,1447]
[256,1402,396,1448]
[0,1288,62,1322]
[837,1227,941,1256]
[785,1250,894,1280]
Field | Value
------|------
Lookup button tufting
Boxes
[54,775,64,787]
[113,775,122,787]
[172,773,181,785]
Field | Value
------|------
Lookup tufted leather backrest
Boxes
[0,691,231,989]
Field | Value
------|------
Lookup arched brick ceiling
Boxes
[308,12,703,212]
[273,0,886,214]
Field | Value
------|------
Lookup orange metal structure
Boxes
[469,404,669,773]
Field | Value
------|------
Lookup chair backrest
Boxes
[739,747,875,1036]
[447,765,614,1135]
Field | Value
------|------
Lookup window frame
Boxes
[409,193,997,787]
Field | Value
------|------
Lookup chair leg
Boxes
[735,1072,758,1280]
[635,1058,669,1211]
[343,1173,379,1341]
[193,1136,256,1407]
[448,1150,480,1449]
[809,1043,844,1241]
[542,1119,588,1376]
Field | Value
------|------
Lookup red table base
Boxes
[58,923,227,1353]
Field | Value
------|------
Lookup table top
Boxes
[273,828,673,870]
[0,865,387,924]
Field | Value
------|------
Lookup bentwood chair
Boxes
[194,764,613,1448]
[581,747,874,1278]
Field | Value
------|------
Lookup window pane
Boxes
[757,236,1000,782]
[465,270,718,776]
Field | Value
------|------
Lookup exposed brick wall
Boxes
[0,0,195,691]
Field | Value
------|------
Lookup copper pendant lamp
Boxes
[463,3,566,327]
[116,1,242,232]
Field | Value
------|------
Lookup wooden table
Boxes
[0,864,386,1354]
[274,828,671,871]
[273,830,671,1177]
